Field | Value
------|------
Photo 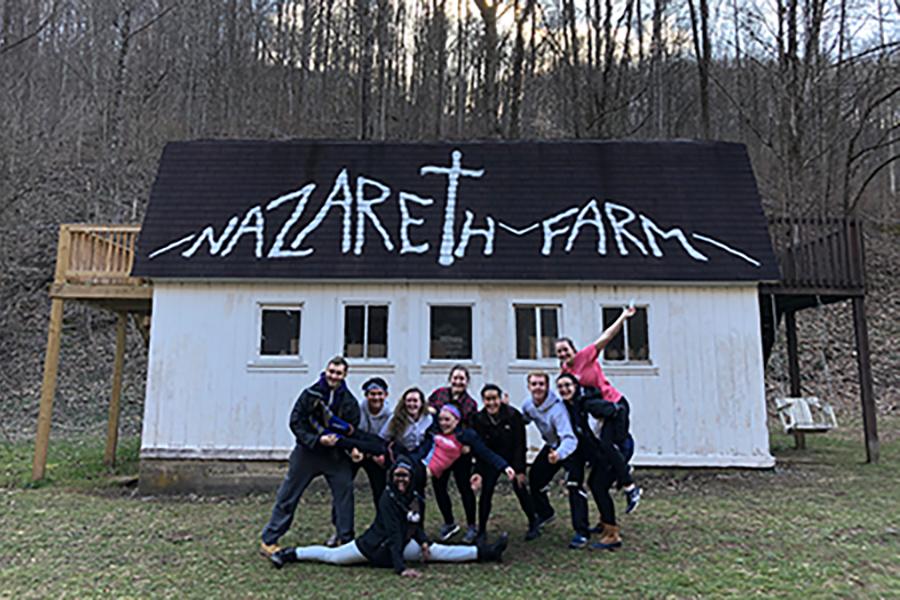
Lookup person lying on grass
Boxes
[269,458,509,577]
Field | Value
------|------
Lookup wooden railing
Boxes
[766,216,865,293]
[54,224,143,285]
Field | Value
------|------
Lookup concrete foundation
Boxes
[139,459,287,495]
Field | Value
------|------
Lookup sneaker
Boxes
[535,511,556,530]
[477,532,509,562]
[524,522,541,542]
[625,486,642,514]
[568,533,589,549]
[461,525,479,544]
[324,532,340,547]
[269,547,298,569]
[439,523,461,542]
[259,541,281,557]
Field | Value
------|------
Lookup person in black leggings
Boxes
[428,366,480,543]
[588,434,635,550]
[470,384,536,542]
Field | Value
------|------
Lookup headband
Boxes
[440,404,462,420]
[362,378,388,393]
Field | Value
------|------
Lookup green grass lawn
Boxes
[1,423,898,599]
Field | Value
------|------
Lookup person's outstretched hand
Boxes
[505,466,516,480]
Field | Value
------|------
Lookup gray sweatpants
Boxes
[261,444,354,544]
[292,540,478,565]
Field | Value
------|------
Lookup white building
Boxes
[134,140,779,491]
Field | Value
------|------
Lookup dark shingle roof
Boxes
[133,140,779,282]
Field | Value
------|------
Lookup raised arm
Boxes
[592,306,636,352]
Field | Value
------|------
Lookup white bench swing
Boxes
[770,296,838,444]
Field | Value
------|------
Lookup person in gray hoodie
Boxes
[354,377,392,504]
[520,370,579,542]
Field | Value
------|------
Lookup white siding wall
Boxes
[141,282,773,467]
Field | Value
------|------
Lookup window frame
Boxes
[426,301,477,364]
[599,303,652,366]
[342,301,391,362]
[247,302,308,372]
[513,303,562,361]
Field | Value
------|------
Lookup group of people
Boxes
[259,306,643,577]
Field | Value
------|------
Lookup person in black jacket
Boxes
[260,357,361,557]
[470,384,536,542]
[269,457,509,577]
[556,373,639,550]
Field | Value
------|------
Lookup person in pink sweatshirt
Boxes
[421,405,514,541]
[555,305,642,513]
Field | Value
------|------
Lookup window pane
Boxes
[430,306,472,359]
[602,307,625,361]
[540,307,559,359]
[515,307,536,359]
[628,307,649,361]
[261,309,301,356]
[344,305,364,358]
[367,305,388,358]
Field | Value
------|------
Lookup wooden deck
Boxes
[49,224,152,312]
[760,216,866,308]
[759,215,877,463]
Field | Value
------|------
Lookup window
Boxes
[344,304,389,359]
[514,305,560,360]
[430,306,472,360]
[601,306,650,362]
[260,307,301,356]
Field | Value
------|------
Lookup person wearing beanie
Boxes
[269,458,509,576]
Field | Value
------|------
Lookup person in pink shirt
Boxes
[555,305,642,512]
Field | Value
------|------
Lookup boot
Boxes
[269,547,299,569]
[477,532,509,562]
[591,524,622,551]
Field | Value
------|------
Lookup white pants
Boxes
[293,540,478,565]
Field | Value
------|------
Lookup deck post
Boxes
[104,312,128,467]
[32,298,65,481]
[852,296,879,463]
[784,310,805,449]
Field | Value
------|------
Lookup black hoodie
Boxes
[472,404,527,475]
[355,461,430,573]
